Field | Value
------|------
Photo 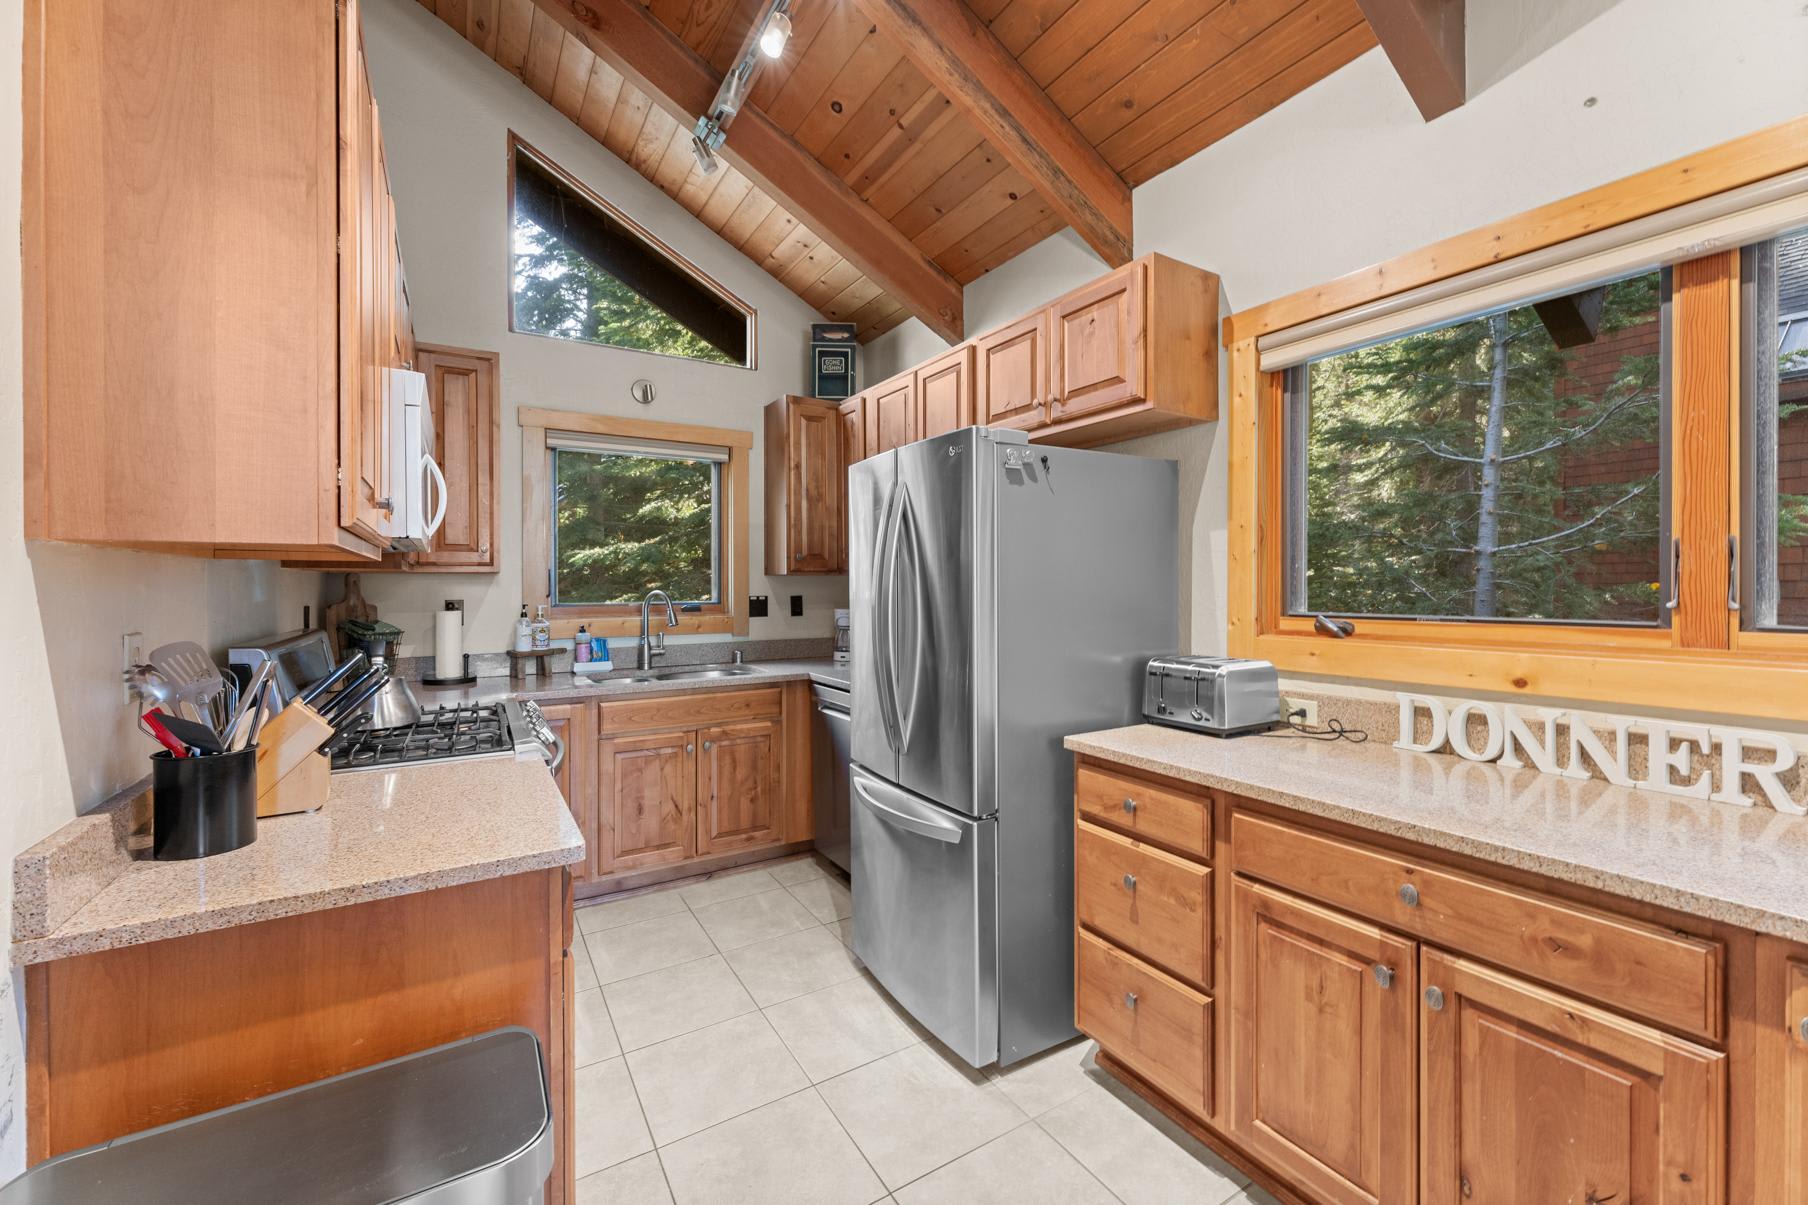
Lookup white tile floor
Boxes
[571,853,1280,1205]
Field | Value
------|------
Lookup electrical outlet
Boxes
[790,595,804,617]
[1283,695,1318,726]
[122,630,144,704]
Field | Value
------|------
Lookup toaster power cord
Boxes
[1261,715,1369,743]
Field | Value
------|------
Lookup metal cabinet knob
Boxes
[1799,1017,1808,1043]
[1398,883,1420,908]
[1122,797,1137,814]
[703,740,713,750]
[1122,874,1137,892]
[795,553,804,562]
[686,743,694,753]
[1123,991,1138,1010]
[1425,986,1445,1011]
[1372,964,1394,989]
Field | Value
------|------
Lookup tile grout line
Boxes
[804,1080,893,1203]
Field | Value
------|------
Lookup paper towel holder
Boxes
[422,599,478,687]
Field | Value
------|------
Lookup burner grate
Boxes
[328,702,513,771]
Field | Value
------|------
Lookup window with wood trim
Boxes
[508,135,756,368]
[520,408,752,639]
[1224,117,1808,721]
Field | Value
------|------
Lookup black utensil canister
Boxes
[151,747,258,860]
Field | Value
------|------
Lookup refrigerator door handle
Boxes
[876,481,908,753]
[853,774,963,844]
[895,486,928,751]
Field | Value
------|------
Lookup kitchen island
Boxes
[12,756,585,1203]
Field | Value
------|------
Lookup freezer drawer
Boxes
[850,764,998,1066]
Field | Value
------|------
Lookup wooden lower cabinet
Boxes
[597,730,697,874]
[1756,937,1808,1204]
[696,719,782,854]
[1074,758,1756,1205]
[1229,878,1417,1205]
[540,703,593,883]
[1420,948,1725,1204]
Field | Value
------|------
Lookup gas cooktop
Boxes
[327,699,558,773]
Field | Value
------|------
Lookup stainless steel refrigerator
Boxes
[849,426,1178,1068]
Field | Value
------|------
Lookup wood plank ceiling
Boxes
[416,0,1375,340]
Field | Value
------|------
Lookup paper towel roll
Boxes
[434,608,464,679]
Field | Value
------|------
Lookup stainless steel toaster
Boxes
[1142,656,1282,736]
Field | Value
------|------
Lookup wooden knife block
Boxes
[255,701,334,818]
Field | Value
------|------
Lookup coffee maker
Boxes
[832,608,851,665]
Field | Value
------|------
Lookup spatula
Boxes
[146,641,226,734]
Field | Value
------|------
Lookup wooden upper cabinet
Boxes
[596,730,696,874]
[1050,261,1146,422]
[838,396,867,466]
[1420,948,1725,1205]
[915,346,975,440]
[764,396,845,576]
[976,311,1050,431]
[23,0,411,557]
[696,719,782,855]
[1230,878,1417,1205]
[413,345,500,571]
[869,374,917,456]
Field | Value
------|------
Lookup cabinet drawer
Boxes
[598,687,782,734]
[1076,764,1210,858]
[1077,930,1210,1118]
[1231,810,1724,1040]
[1076,822,1210,988]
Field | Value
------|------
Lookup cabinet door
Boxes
[788,402,845,573]
[338,43,392,545]
[838,395,866,466]
[1758,938,1808,1204]
[597,731,696,874]
[411,345,499,570]
[696,719,782,855]
[870,375,916,455]
[539,704,594,883]
[915,346,974,440]
[1050,261,1146,422]
[976,311,1049,430]
[1230,878,1417,1205]
[1420,947,1725,1205]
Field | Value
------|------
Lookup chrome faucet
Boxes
[638,589,680,670]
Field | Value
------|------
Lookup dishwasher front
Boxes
[811,682,853,873]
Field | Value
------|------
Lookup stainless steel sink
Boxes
[624,665,762,684]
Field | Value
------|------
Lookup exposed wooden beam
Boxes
[525,0,965,342]
[851,0,1133,267]
[1353,0,1465,121]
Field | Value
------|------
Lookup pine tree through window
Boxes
[1286,269,1668,625]
[509,138,754,367]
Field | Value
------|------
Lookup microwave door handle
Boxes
[421,453,448,539]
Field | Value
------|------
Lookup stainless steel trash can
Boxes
[0,1027,553,1204]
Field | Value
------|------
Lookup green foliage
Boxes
[1303,274,1664,621]
[554,450,716,605]
[512,215,736,365]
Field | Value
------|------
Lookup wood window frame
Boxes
[1223,115,1808,721]
[520,406,752,639]
[505,132,759,371]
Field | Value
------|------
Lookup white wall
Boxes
[862,0,1808,652]
[358,0,846,658]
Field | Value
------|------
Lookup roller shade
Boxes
[547,430,730,462]
[1258,166,1808,372]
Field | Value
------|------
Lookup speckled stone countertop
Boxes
[1066,724,1808,942]
[12,757,585,966]
[410,658,853,706]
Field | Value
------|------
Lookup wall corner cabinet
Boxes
[1072,753,1782,1204]
[24,0,416,560]
[535,681,812,900]
[764,396,845,576]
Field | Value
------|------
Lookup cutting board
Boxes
[323,574,377,660]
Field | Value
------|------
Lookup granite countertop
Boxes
[411,658,853,706]
[1066,724,1808,942]
[12,757,585,966]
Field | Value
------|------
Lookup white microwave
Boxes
[386,367,447,552]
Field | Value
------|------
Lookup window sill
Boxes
[546,612,740,640]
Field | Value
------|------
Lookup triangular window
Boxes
[509,136,754,367]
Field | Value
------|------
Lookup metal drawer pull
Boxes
[1123,992,1138,1010]
[1398,883,1420,908]
[1122,797,1137,814]
[1425,986,1445,1011]
[1122,874,1137,892]
[1372,964,1394,989]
